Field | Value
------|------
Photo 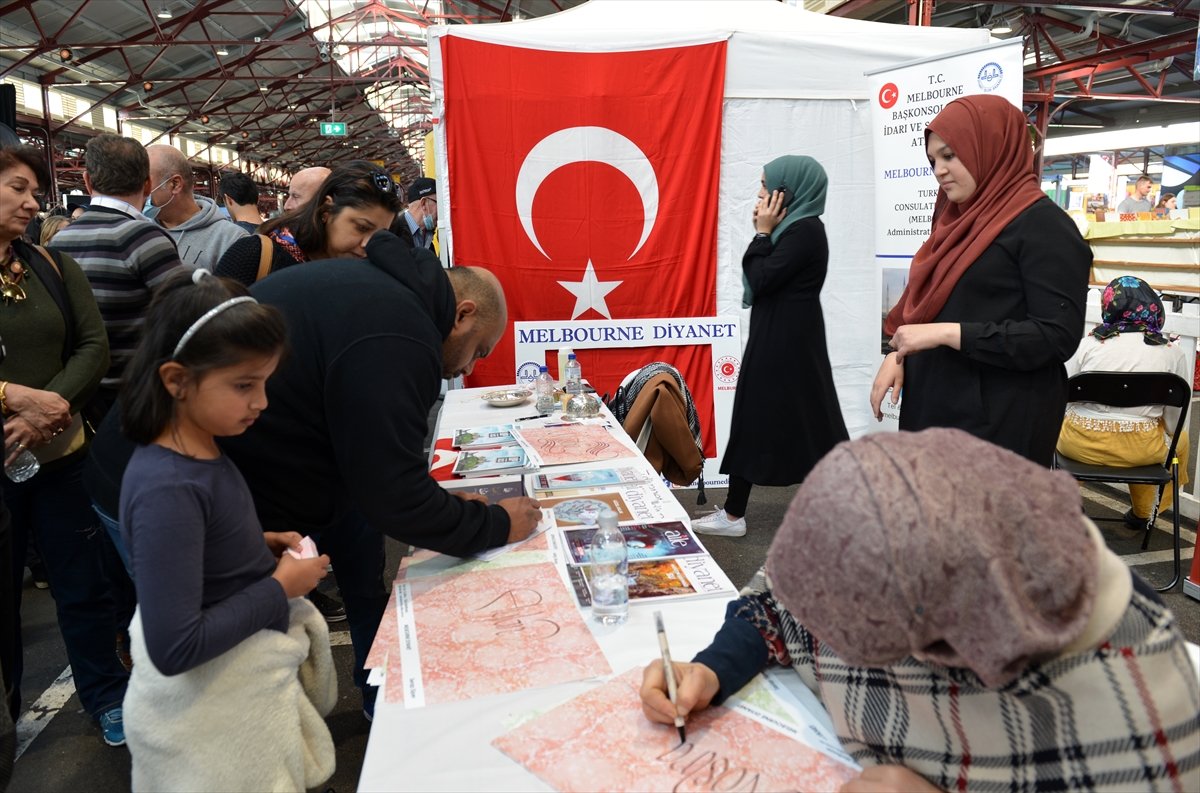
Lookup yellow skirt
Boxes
[1056,414,1190,518]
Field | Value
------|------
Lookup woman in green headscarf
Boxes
[692,156,848,538]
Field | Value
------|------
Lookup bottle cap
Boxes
[597,508,618,529]
[568,353,577,360]
[539,365,548,372]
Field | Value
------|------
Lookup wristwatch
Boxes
[754,232,770,240]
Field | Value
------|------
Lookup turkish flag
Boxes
[443,38,726,456]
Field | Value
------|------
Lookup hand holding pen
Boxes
[640,620,720,742]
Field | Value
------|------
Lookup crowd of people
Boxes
[0,93,1195,792]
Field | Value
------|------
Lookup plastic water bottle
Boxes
[535,365,556,413]
[589,509,628,625]
[5,445,39,483]
[564,353,582,395]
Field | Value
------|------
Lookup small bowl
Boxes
[482,389,533,407]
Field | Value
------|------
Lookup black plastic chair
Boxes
[1053,371,1191,592]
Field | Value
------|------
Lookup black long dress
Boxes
[898,197,1091,465]
[720,217,848,486]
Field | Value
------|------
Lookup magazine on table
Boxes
[560,521,705,564]
[537,490,635,526]
[567,554,736,607]
[441,477,525,504]
[527,466,650,495]
[451,438,541,478]
[452,424,519,450]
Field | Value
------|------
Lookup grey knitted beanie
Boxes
[766,428,1097,687]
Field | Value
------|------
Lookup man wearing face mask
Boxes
[145,144,247,269]
[389,177,438,250]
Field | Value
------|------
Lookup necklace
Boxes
[0,246,26,305]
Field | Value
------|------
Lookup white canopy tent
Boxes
[428,0,989,440]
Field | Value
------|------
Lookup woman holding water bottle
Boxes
[0,145,130,745]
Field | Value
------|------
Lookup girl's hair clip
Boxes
[192,268,212,285]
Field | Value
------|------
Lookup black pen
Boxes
[513,414,550,422]
[654,611,687,744]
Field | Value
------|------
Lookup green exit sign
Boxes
[319,121,347,136]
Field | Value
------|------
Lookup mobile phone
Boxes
[772,186,794,208]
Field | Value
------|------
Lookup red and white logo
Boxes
[442,38,727,455]
[714,355,740,384]
[878,82,899,109]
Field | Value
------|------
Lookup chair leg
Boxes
[1154,468,1182,593]
[1141,482,1167,551]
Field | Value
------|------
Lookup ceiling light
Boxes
[216,45,229,56]
[142,81,154,92]
[241,131,249,139]
[200,114,210,124]
[259,86,268,92]
[57,47,73,62]
[991,22,1012,34]
[156,4,173,20]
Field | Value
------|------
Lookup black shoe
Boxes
[1123,509,1150,531]
[30,564,49,590]
[308,590,346,623]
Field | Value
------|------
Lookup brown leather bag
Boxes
[253,234,273,282]
[618,372,704,488]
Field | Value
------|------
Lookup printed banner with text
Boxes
[866,41,1023,342]
[442,38,727,456]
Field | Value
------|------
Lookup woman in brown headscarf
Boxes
[641,429,1200,793]
[869,95,1091,466]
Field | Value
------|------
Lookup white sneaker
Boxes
[691,507,747,537]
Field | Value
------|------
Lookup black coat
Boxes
[720,218,849,486]
[898,197,1091,465]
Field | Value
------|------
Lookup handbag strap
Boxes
[254,234,273,283]
[12,239,73,365]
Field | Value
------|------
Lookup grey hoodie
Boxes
[162,195,248,270]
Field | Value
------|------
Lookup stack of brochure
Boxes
[450,423,542,478]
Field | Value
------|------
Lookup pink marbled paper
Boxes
[368,536,557,672]
[492,668,856,792]
[385,562,609,707]
[516,425,637,466]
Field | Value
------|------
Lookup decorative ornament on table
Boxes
[565,390,603,420]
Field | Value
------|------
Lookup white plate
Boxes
[482,389,533,407]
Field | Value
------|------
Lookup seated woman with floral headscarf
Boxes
[641,429,1199,793]
[1057,275,1191,530]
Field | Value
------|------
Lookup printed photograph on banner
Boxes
[880,266,910,352]
[441,37,726,460]
[491,668,857,793]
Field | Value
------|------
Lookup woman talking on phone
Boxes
[692,156,848,538]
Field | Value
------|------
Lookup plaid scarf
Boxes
[735,569,1200,792]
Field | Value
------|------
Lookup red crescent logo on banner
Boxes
[879,82,899,109]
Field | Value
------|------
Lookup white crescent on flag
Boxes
[514,126,660,261]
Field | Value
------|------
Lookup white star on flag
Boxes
[557,260,623,320]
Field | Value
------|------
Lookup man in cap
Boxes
[390,177,437,250]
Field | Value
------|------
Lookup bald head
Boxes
[442,266,508,379]
[285,166,331,212]
[447,266,506,326]
[146,144,193,190]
